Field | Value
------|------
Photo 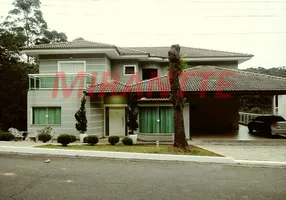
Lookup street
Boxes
[0,154,285,200]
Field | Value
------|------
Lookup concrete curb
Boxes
[234,160,286,167]
[0,146,235,164]
[0,146,285,167]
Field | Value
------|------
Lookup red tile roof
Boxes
[88,66,286,94]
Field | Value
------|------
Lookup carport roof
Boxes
[87,65,286,94]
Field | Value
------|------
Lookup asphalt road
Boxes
[0,154,285,200]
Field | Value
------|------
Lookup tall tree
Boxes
[3,0,67,47]
[0,27,38,131]
[0,0,67,131]
[168,45,189,150]
[5,0,47,46]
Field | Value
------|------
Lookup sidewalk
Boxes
[0,141,285,167]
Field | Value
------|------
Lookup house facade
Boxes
[23,38,286,141]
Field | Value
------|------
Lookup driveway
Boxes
[192,125,286,140]
[197,144,286,162]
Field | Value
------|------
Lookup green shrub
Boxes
[250,107,261,114]
[57,134,72,146]
[108,136,120,145]
[70,135,77,143]
[38,133,52,143]
[84,135,98,146]
[83,136,88,143]
[37,126,54,136]
[0,132,15,141]
[122,137,133,145]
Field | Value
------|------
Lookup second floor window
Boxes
[124,65,136,75]
[58,61,86,73]
[142,68,158,80]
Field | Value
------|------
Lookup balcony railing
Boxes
[28,73,94,90]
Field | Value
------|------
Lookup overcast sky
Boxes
[1,0,286,69]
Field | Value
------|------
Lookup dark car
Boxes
[248,115,286,137]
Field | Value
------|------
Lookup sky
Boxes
[1,0,286,69]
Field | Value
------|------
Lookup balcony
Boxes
[28,73,94,90]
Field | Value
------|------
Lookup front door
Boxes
[109,108,125,136]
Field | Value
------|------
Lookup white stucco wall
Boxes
[276,95,286,118]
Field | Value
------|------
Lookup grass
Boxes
[37,144,222,157]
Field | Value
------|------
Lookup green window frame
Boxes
[32,107,61,125]
[139,107,174,134]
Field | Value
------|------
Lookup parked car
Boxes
[248,115,286,137]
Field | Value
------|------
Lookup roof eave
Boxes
[21,48,253,63]
[21,48,150,59]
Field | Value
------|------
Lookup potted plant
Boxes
[126,106,139,144]
[75,95,88,142]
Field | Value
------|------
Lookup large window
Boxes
[139,107,174,134]
[32,107,61,125]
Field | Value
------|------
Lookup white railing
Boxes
[28,73,94,90]
[239,112,270,125]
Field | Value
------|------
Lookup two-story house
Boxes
[22,38,286,141]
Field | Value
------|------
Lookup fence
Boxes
[239,112,268,125]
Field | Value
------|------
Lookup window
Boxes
[124,65,136,75]
[142,68,158,80]
[139,107,174,134]
[32,107,61,125]
[58,61,86,73]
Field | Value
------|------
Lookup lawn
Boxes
[37,144,222,157]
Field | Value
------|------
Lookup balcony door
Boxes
[58,61,86,87]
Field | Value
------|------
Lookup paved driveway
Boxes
[197,144,286,162]
[192,125,273,140]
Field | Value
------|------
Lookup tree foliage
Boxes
[3,0,67,46]
[75,95,88,134]
[126,93,139,135]
[5,0,47,46]
[243,66,286,78]
[0,0,68,131]
[0,27,38,131]
[35,30,68,45]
